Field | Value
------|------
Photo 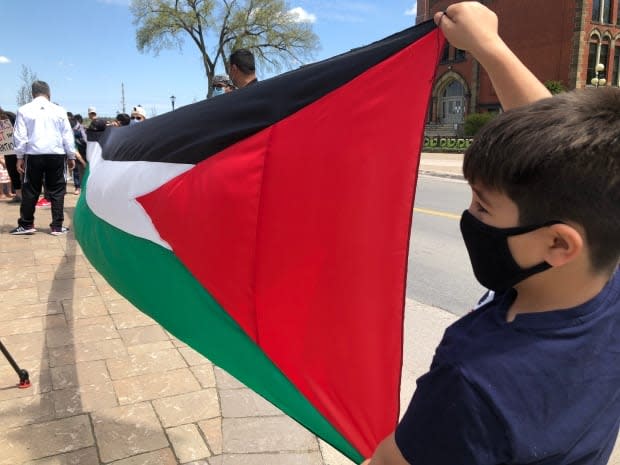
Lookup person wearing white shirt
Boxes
[11,81,76,236]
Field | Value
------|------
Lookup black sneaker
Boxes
[10,226,36,235]
[50,226,69,236]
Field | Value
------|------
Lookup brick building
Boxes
[418,0,620,136]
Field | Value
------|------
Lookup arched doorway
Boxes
[439,80,465,125]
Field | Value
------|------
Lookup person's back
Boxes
[16,97,71,155]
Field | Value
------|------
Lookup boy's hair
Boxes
[463,87,620,273]
[229,49,256,74]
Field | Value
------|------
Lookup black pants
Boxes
[19,155,67,229]
[4,154,21,190]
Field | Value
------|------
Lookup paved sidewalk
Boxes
[0,153,617,465]
[418,152,464,179]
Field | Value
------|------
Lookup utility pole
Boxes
[120,82,126,113]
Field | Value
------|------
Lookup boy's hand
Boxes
[435,0,551,109]
[67,159,76,171]
[16,159,24,174]
[434,2,499,60]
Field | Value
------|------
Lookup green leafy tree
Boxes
[131,0,319,97]
[16,65,38,106]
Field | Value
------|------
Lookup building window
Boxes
[600,41,610,76]
[592,0,612,22]
[593,0,602,21]
[587,34,611,84]
[613,46,620,86]
[454,48,466,61]
[604,0,612,22]
[440,43,450,64]
[587,39,599,81]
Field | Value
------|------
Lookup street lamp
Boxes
[591,63,607,87]
[170,95,176,111]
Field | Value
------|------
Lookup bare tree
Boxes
[17,65,38,106]
[130,0,319,97]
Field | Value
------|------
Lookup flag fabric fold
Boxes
[75,20,444,463]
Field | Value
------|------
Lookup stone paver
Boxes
[179,346,211,366]
[22,447,100,465]
[221,452,324,465]
[222,416,318,454]
[219,388,283,417]
[109,449,177,465]
[153,389,220,427]
[46,323,119,349]
[198,418,223,455]
[52,382,119,417]
[0,301,62,322]
[167,424,211,463]
[190,363,217,388]
[91,402,169,463]
[50,360,110,390]
[110,310,157,329]
[0,415,94,464]
[113,367,200,404]
[213,367,244,389]
[61,296,108,319]
[106,348,187,379]
[0,392,55,430]
[118,324,169,346]
[48,338,127,367]
[126,340,175,355]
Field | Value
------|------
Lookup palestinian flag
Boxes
[75,21,443,463]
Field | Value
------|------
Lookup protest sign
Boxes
[0,119,14,156]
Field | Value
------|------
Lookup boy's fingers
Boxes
[434,9,454,29]
[434,10,446,26]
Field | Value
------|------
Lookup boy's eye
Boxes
[475,202,488,214]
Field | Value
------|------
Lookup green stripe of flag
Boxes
[74,174,363,463]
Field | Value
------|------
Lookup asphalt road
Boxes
[406,174,486,316]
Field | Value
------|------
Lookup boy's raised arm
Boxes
[435,1,551,110]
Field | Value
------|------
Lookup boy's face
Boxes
[468,183,549,271]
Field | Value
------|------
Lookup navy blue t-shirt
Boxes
[396,270,620,464]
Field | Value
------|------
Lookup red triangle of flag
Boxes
[138,30,442,457]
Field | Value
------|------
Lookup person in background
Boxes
[87,106,98,129]
[0,154,10,199]
[0,109,21,203]
[11,80,76,235]
[115,113,131,126]
[72,114,87,195]
[228,49,258,89]
[212,74,234,96]
[130,105,147,125]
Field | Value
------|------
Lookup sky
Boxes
[0,0,418,118]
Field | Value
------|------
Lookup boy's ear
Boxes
[543,223,584,267]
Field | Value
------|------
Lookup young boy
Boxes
[364,2,620,464]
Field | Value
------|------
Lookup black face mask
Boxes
[460,210,561,292]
